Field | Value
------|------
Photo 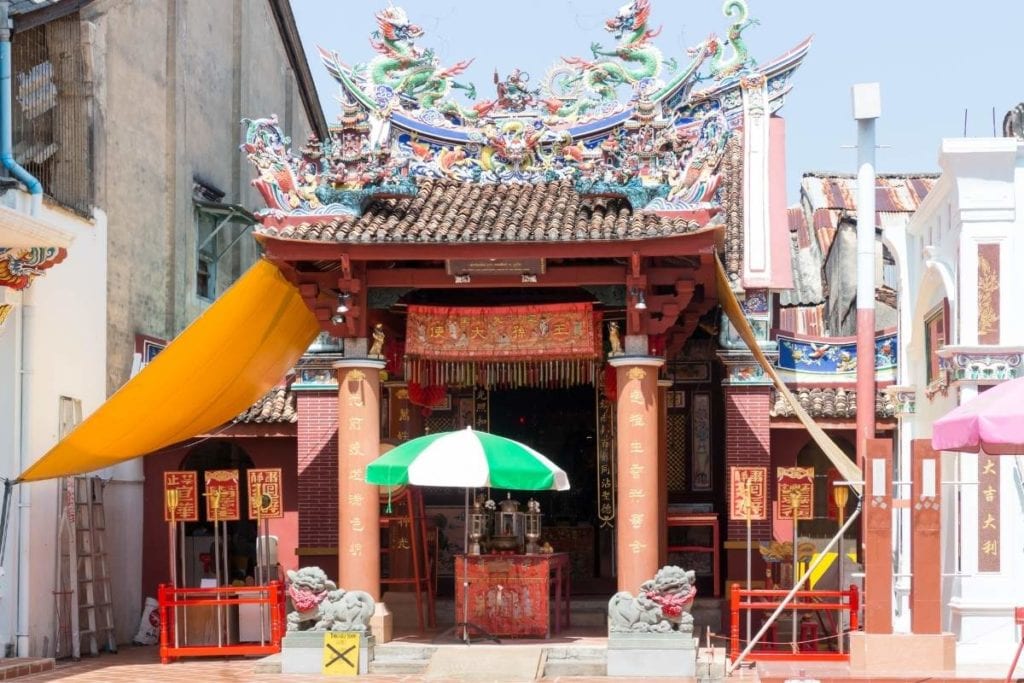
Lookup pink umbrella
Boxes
[932,376,1024,453]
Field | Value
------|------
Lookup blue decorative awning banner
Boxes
[776,332,897,374]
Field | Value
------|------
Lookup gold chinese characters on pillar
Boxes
[977,455,1000,572]
[729,466,767,521]
[163,471,199,522]
[247,468,284,519]
[204,469,241,521]
[776,467,814,520]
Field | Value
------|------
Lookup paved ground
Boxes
[13,645,663,682]
[15,643,1010,682]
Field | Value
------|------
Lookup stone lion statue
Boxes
[608,565,697,634]
[286,566,375,632]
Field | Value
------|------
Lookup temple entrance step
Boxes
[691,597,725,637]
[568,597,609,627]
[541,646,606,677]
[369,643,436,676]
[420,596,726,634]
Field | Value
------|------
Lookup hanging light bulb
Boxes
[633,288,647,311]
[331,312,346,325]
[336,292,351,314]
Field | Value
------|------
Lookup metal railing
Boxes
[157,581,285,664]
[729,583,859,663]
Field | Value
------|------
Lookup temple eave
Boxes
[256,225,721,261]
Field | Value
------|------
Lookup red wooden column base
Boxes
[911,438,942,634]
[849,439,956,673]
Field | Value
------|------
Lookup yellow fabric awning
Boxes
[19,259,320,482]
[715,256,863,491]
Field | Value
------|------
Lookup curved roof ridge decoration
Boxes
[243,1,809,224]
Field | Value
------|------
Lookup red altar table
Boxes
[454,553,570,638]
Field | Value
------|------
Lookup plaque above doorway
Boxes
[446,257,545,277]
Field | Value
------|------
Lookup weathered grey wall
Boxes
[78,0,316,646]
[85,0,314,396]
[824,220,898,336]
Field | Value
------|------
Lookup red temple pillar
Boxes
[610,355,664,593]
[334,356,389,636]
[911,438,942,634]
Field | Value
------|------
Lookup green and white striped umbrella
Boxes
[366,427,570,491]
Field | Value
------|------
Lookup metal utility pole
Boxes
[853,83,880,470]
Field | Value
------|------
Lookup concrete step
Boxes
[415,596,725,634]
[542,646,606,677]
[569,599,609,628]
[369,643,436,676]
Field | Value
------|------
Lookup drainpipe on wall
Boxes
[0,0,42,216]
[12,299,28,658]
[0,0,42,656]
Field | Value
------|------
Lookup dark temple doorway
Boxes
[488,384,611,594]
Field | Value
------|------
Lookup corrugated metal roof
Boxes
[777,305,826,336]
[10,0,60,16]
[799,173,937,213]
[780,172,937,311]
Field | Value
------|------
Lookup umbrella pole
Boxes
[463,488,469,643]
[433,488,499,645]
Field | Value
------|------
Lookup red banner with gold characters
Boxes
[204,469,240,521]
[406,303,601,360]
[729,466,767,521]
[977,455,1001,572]
[777,467,814,520]
[164,471,198,522]
[247,468,284,520]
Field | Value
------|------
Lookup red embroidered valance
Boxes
[405,303,601,361]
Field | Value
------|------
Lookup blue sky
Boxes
[291,0,1024,199]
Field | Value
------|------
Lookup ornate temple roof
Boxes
[245,0,810,257]
[254,178,699,244]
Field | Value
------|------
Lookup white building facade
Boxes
[897,132,1024,666]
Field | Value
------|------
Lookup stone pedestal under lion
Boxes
[281,567,376,675]
[606,565,699,677]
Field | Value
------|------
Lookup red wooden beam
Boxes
[365,265,628,288]
[295,265,701,289]
[257,229,719,262]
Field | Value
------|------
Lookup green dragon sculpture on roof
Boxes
[246,0,810,221]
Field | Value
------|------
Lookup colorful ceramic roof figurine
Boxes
[244,0,810,250]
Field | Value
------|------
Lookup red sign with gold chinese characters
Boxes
[405,303,601,360]
[777,467,814,520]
[978,455,1001,572]
[204,469,240,521]
[729,467,767,521]
[247,468,284,520]
[163,471,198,522]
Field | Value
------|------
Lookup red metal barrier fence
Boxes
[729,583,859,663]
[158,582,285,664]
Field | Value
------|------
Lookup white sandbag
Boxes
[132,597,159,645]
